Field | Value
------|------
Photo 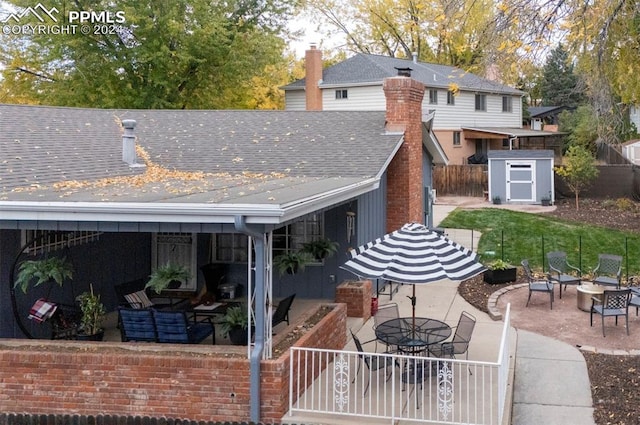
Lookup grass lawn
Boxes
[439,208,640,278]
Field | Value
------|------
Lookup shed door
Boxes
[506,161,535,202]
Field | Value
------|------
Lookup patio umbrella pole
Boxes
[408,284,417,334]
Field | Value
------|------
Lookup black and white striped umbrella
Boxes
[341,222,485,284]
[341,222,485,320]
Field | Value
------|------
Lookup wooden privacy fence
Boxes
[434,163,640,199]
[434,165,487,197]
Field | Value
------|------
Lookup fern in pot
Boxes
[14,256,74,294]
[145,262,191,293]
[221,305,254,345]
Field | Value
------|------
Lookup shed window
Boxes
[335,90,348,100]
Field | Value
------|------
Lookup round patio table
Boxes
[375,317,452,355]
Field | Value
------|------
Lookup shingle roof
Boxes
[283,53,523,95]
[0,105,401,208]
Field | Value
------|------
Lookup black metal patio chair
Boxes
[350,329,394,396]
[590,289,632,337]
[546,251,581,299]
[592,254,623,289]
[522,259,554,309]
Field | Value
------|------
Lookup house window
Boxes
[335,90,348,100]
[22,230,102,255]
[475,94,486,111]
[273,214,323,258]
[429,89,438,104]
[502,96,513,112]
[447,90,455,105]
[453,131,461,146]
[212,233,249,263]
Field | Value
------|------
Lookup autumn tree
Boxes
[565,0,640,144]
[555,145,599,210]
[0,0,298,109]
[304,0,575,83]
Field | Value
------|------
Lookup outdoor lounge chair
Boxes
[522,259,554,309]
[118,308,157,342]
[350,329,394,396]
[592,254,623,288]
[590,289,632,337]
[272,293,296,328]
[546,251,581,299]
[152,309,215,344]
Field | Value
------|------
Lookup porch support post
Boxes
[234,216,266,423]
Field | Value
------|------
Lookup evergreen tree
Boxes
[540,44,585,107]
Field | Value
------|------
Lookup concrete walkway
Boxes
[435,197,596,425]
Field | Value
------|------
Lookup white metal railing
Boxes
[289,304,512,424]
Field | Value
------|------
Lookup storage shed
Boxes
[488,150,555,205]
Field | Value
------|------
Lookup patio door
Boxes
[152,232,197,291]
[506,161,535,202]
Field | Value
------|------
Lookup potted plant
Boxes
[220,305,254,345]
[273,251,314,276]
[145,262,191,294]
[483,259,517,284]
[302,238,339,260]
[75,284,106,341]
[14,256,74,294]
[492,195,502,205]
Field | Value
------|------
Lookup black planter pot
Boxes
[228,326,255,345]
[483,268,517,284]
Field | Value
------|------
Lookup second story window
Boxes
[475,94,486,111]
[429,89,438,104]
[335,89,348,100]
[453,131,461,146]
[502,96,513,112]
[447,90,455,105]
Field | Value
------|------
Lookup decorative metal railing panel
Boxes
[289,305,512,425]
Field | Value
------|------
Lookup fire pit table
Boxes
[576,282,605,312]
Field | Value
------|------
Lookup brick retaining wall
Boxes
[0,303,346,424]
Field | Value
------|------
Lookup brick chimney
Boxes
[305,44,323,111]
[383,75,425,232]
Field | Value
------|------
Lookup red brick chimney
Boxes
[305,44,323,111]
[383,75,425,232]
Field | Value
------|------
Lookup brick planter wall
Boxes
[0,303,346,424]
[335,280,372,320]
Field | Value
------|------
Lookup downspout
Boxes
[234,215,265,423]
